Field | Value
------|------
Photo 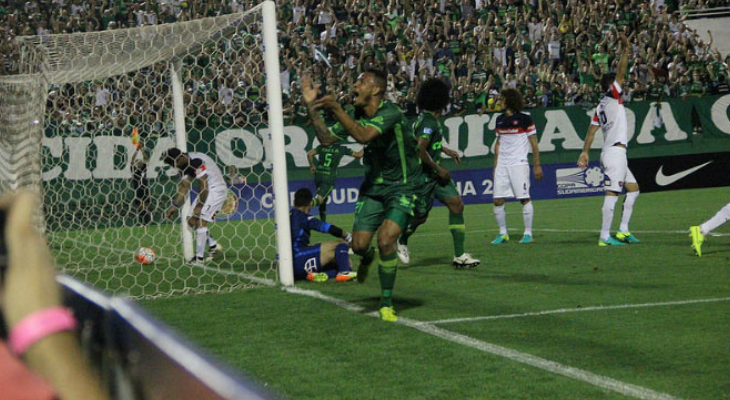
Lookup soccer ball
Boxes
[135,247,156,265]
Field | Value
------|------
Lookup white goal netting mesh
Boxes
[2,4,283,298]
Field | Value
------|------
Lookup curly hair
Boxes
[501,88,525,113]
[416,78,451,112]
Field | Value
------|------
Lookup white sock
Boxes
[619,191,639,233]
[196,227,208,259]
[601,196,619,240]
[494,205,507,235]
[207,233,218,248]
[700,203,730,235]
[522,201,533,236]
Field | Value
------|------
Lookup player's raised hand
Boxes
[301,74,321,106]
[314,94,342,112]
[577,152,589,169]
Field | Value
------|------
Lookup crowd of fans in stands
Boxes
[1,0,729,131]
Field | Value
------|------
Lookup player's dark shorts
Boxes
[293,244,322,280]
[353,181,417,232]
[314,173,335,199]
[414,178,460,218]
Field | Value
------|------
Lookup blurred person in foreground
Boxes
[0,191,111,400]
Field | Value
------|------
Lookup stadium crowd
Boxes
[1,0,729,130]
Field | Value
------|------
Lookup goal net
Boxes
[3,1,292,298]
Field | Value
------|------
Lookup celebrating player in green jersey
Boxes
[397,78,480,269]
[301,69,422,322]
[307,143,364,222]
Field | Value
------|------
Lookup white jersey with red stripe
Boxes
[494,111,538,167]
[591,81,628,150]
[186,152,226,190]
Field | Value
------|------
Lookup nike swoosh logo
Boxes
[655,161,713,186]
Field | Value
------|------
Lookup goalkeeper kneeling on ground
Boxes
[290,188,357,283]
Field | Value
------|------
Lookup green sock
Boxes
[378,251,398,308]
[319,204,327,222]
[399,225,416,245]
[449,212,466,257]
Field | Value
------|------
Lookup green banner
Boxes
[42,94,730,225]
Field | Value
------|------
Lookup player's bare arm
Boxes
[166,177,192,219]
[493,136,500,178]
[301,74,338,146]
[315,94,381,144]
[307,149,317,174]
[442,146,461,164]
[418,137,450,183]
[616,33,630,87]
[578,124,600,169]
[528,135,543,180]
[197,175,209,205]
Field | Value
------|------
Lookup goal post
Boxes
[262,1,293,287]
[3,1,294,297]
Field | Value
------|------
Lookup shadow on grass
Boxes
[351,296,425,313]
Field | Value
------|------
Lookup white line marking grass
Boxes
[284,286,687,400]
[427,297,730,325]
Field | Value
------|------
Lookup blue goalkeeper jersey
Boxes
[290,208,331,253]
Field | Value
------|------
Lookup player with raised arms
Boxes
[490,88,543,245]
[301,69,422,322]
[396,77,480,268]
[290,187,357,282]
[163,148,225,265]
[578,33,641,246]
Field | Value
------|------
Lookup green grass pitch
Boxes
[133,187,726,399]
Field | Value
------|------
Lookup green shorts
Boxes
[314,173,335,199]
[353,182,417,232]
[414,178,460,218]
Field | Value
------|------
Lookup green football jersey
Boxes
[413,111,445,181]
[313,144,354,176]
[330,101,421,185]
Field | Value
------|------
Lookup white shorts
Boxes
[600,146,637,193]
[192,187,227,222]
[494,164,531,200]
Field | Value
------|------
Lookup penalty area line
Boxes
[426,297,730,325]
[283,286,686,400]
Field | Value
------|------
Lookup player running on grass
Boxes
[578,33,641,246]
[690,202,730,256]
[396,78,480,268]
[307,143,363,222]
[290,188,357,282]
[490,88,543,245]
[163,148,224,265]
[302,69,422,322]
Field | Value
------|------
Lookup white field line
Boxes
[283,286,686,400]
[49,233,276,287]
[415,227,730,237]
[426,297,730,325]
